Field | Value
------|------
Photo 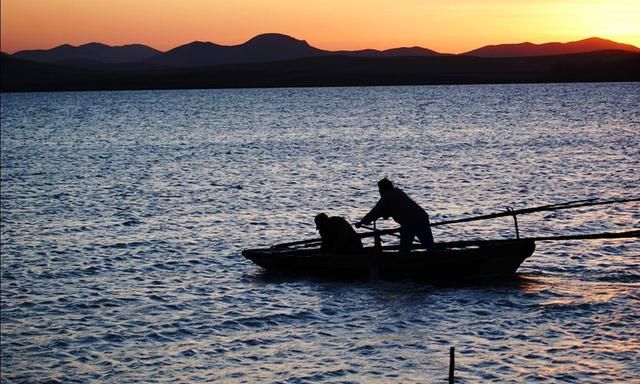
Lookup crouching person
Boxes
[315,213,363,254]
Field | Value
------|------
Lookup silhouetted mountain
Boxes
[11,34,638,69]
[150,33,326,67]
[242,33,325,59]
[13,42,161,63]
[148,33,445,66]
[3,50,639,92]
[463,37,640,57]
[4,34,639,92]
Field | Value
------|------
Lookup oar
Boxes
[272,237,322,249]
[358,223,401,238]
[272,222,394,249]
[396,229,640,249]
[433,196,640,227]
[526,229,640,242]
[271,196,640,247]
[358,196,640,238]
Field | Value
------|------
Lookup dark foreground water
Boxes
[1,83,639,383]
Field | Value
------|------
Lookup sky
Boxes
[2,0,639,54]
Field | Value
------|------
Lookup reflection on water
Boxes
[1,83,639,383]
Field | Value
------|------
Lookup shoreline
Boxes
[3,51,639,93]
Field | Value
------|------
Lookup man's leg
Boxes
[399,228,415,254]
[416,224,435,250]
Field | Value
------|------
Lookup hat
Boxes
[378,177,393,191]
[314,213,328,229]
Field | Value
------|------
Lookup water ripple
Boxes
[2,84,639,383]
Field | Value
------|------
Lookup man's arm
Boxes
[360,197,387,225]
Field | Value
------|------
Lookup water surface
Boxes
[2,83,639,383]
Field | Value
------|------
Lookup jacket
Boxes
[361,187,429,227]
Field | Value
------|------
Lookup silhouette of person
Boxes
[315,213,363,254]
[356,178,434,253]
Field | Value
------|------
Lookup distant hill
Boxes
[150,34,443,66]
[3,50,639,92]
[149,33,326,67]
[13,42,161,64]
[463,37,640,57]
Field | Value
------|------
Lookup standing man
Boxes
[356,178,434,253]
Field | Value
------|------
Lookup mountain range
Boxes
[9,33,639,67]
[3,34,639,92]
[463,37,640,57]
[11,42,161,64]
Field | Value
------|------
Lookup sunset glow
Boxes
[2,0,639,54]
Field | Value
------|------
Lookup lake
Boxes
[1,83,639,383]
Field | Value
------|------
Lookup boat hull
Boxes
[242,239,535,281]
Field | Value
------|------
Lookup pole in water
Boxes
[449,347,455,384]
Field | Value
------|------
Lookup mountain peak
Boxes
[181,41,222,48]
[52,43,74,50]
[243,33,310,47]
[580,37,610,43]
[248,33,302,41]
[80,42,110,49]
[151,33,322,67]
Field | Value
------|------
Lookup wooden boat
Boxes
[242,238,536,281]
[243,197,639,281]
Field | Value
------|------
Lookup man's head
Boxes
[315,213,329,230]
[378,177,393,196]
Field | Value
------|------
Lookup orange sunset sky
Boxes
[2,0,639,54]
